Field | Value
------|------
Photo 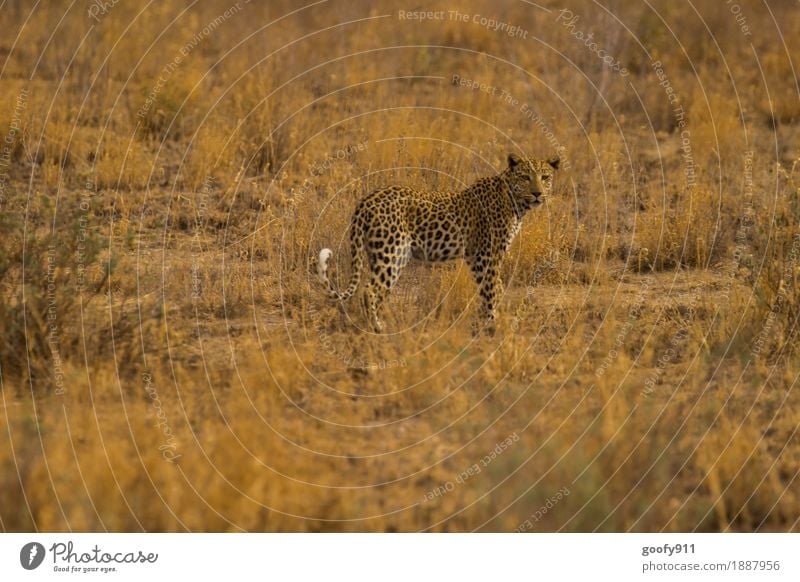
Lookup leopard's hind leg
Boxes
[363,238,411,333]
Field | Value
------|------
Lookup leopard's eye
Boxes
[542,175,551,181]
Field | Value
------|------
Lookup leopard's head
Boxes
[504,153,560,211]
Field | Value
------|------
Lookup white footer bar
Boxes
[1,533,796,581]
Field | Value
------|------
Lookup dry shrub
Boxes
[504,207,570,285]
[757,52,800,127]
[95,131,157,190]
[695,418,788,530]
[632,186,723,271]
[745,162,800,360]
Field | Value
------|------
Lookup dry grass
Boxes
[1,0,799,532]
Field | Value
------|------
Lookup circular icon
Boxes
[20,542,46,570]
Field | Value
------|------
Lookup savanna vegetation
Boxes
[1,0,799,531]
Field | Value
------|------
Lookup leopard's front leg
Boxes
[468,254,500,335]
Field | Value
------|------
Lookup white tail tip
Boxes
[318,248,333,281]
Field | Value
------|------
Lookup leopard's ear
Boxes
[547,157,560,170]
[508,153,522,168]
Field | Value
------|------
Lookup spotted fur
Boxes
[318,154,560,332]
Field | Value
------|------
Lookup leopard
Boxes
[317,153,560,333]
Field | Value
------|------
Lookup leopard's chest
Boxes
[504,218,523,250]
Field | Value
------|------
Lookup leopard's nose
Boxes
[533,192,541,199]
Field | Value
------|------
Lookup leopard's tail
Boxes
[317,224,365,301]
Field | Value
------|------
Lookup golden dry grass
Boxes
[1,0,799,532]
